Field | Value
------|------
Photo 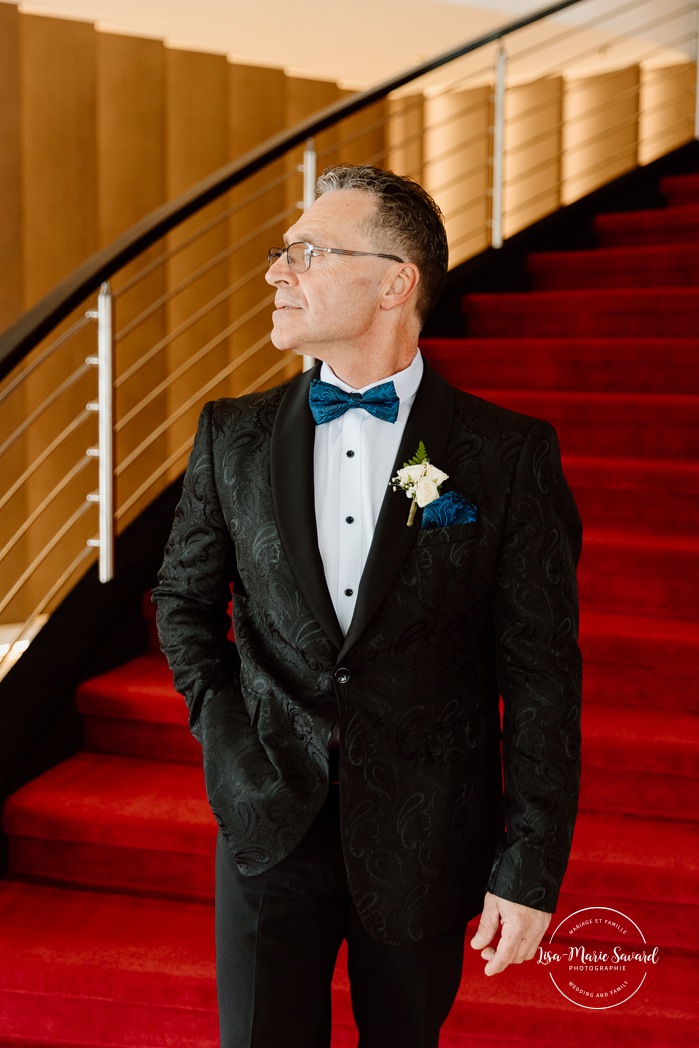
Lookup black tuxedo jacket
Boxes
[153,360,582,946]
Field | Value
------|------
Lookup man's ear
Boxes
[381,263,420,311]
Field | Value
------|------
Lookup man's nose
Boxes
[265,254,296,286]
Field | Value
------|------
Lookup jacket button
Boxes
[334,667,350,684]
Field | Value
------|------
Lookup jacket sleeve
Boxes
[151,402,245,744]
[487,419,583,912]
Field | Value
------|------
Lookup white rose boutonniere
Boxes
[391,441,449,526]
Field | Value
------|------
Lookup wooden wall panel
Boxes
[96,32,166,245]
[165,47,230,474]
[21,15,98,306]
[423,86,492,268]
[0,4,26,620]
[274,76,343,375]
[227,63,297,396]
[20,15,99,614]
[639,63,696,166]
[0,3,22,333]
[562,67,640,206]
[229,63,287,156]
[285,76,342,212]
[503,76,563,239]
[96,31,168,529]
[338,92,387,169]
[387,93,424,183]
[2,5,694,631]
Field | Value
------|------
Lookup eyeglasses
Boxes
[268,241,403,272]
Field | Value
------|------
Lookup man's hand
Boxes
[470,891,551,976]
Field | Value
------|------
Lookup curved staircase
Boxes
[0,173,697,1047]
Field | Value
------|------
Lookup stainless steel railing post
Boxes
[85,282,115,582]
[302,137,317,211]
[491,41,507,250]
[695,0,699,140]
[301,137,317,372]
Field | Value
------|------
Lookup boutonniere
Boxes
[391,441,449,526]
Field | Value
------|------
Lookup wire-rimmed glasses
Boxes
[268,241,404,272]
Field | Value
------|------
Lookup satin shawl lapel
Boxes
[271,364,344,651]
[339,361,455,661]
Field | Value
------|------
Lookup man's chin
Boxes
[270,330,302,354]
[270,330,327,363]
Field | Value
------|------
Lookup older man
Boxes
[153,164,582,1048]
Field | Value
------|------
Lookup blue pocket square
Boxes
[421,490,478,529]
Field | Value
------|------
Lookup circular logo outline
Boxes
[544,905,656,1010]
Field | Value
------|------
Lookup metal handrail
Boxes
[0,0,697,676]
[0,0,589,377]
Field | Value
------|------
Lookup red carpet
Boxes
[1,173,698,1046]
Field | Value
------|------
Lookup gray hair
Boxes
[315,164,448,327]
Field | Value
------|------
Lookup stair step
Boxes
[73,637,699,762]
[2,754,216,902]
[555,888,699,955]
[77,653,181,726]
[580,764,696,823]
[581,612,699,713]
[0,881,217,1047]
[564,455,699,535]
[579,678,696,824]
[76,614,697,776]
[566,812,699,904]
[468,389,699,461]
[422,337,699,394]
[4,164,699,1048]
[595,203,699,246]
[4,707,696,904]
[464,288,699,338]
[0,880,692,1048]
[582,704,698,777]
[661,173,699,208]
[527,243,699,290]
[77,653,199,765]
[579,529,699,621]
[442,946,696,1048]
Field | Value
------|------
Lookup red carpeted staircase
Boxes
[1,173,698,1047]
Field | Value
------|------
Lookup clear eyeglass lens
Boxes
[268,244,312,269]
[288,243,311,269]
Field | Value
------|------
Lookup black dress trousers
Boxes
[214,786,467,1048]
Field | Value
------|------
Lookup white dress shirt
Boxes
[313,350,424,635]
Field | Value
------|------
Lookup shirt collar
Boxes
[319,350,424,404]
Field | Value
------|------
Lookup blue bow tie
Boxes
[308,378,400,425]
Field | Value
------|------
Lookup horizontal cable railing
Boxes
[0,0,697,677]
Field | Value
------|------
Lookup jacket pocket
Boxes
[414,520,477,546]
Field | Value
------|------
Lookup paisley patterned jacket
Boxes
[153,360,582,947]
